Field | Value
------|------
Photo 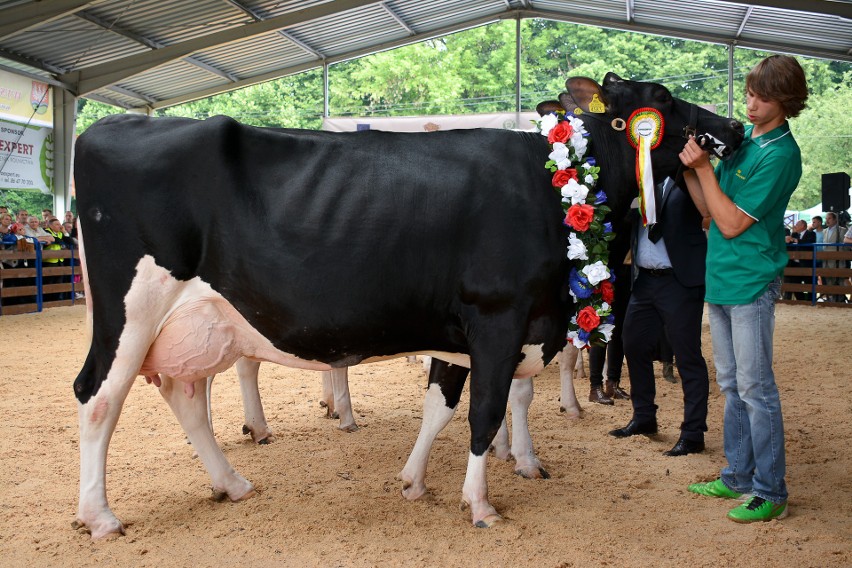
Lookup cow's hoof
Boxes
[399,478,427,501]
[72,515,125,540]
[514,465,550,480]
[559,406,583,420]
[256,436,272,445]
[318,400,328,408]
[474,514,503,528]
[338,423,359,433]
[242,424,251,435]
[211,485,255,503]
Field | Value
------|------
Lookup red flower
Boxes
[552,168,579,188]
[576,306,601,332]
[565,203,595,232]
[597,280,614,304]
[547,121,574,144]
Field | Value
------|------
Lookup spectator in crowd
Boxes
[41,208,53,228]
[844,224,852,244]
[823,212,844,301]
[679,54,807,523]
[64,210,74,224]
[0,212,12,235]
[24,215,54,244]
[810,215,824,243]
[16,209,28,226]
[785,219,816,300]
[43,217,69,301]
[2,223,36,305]
[609,177,709,458]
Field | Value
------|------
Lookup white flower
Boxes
[596,302,611,314]
[560,178,589,205]
[571,132,588,159]
[584,173,595,185]
[567,329,588,349]
[582,260,610,286]
[567,232,588,260]
[548,142,572,170]
[568,115,586,134]
[597,323,615,342]
[539,113,559,137]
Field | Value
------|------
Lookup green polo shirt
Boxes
[705,122,801,305]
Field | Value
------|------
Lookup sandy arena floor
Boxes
[0,303,849,567]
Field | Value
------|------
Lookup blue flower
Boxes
[578,328,591,342]
[603,221,613,233]
[569,267,595,299]
[594,190,607,204]
[604,315,615,325]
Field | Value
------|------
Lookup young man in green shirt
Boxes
[678,54,809,523]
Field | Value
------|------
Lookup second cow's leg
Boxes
[235,359,273,443]
[158,375,255,503]
[506,377,549,479]
[558,346,583,419]
[398,359,468,500]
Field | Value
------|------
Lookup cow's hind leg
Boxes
[158,375,255,503]
[74,355,139,539]
[235,359,274,443]
[398,359,468,500]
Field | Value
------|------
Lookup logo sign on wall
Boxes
[0,69,54,193]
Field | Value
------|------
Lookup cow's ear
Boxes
[535,100,564,117]
[603,72,624,85]
[563,76,608,114]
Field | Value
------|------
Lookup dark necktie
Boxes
[648,223,663,243]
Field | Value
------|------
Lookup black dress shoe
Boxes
[663,438,705,456]
[608,418,658,438]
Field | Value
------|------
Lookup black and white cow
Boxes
[71,72,742,539]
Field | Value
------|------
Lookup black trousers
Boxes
[588,262,632,387]
[622,269,709,442]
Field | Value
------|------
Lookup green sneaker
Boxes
[727,496,788,523]
[688,479,747,500]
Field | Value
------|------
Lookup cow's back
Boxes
[74,115,568,373]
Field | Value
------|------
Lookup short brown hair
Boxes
[745,55,809,118]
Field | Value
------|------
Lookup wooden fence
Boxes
[0,245,85,316]
[780,244,852,307]
[2,241,850,316]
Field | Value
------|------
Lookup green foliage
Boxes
[0,188,53,216]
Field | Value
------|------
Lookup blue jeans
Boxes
[708,278,787,504]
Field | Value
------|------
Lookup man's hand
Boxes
[679,138,713,171]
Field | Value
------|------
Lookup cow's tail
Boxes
[76,219,94,350]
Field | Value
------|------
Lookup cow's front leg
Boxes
[398,360,467,500]
[158,375,255,503]
[463,324,524,528]
[235,359,273,443]
[507,377,549,479]
[558,346,583,419]
[74,369,138,539]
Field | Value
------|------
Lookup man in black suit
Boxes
[786,219,816,300]
[609,177,710,456]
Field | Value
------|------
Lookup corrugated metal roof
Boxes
[0,0,849,110]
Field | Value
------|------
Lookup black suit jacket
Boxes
[631,177,707,289]
[792,229,816,245]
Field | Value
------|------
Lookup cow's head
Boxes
[552,72,744,179]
